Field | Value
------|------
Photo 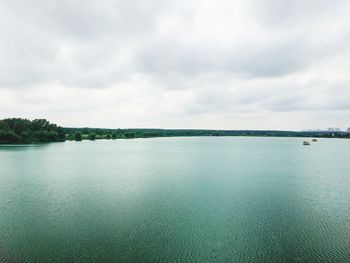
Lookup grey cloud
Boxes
[0,0,350,129]
[0,0,163,87]
[137,37,337,81]
[255,0,349,27]
[1,0,350,87]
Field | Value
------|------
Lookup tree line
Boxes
[0,118,65,143]
[0,118,349,144]
[65,127,350,141]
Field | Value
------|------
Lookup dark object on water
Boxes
[312,139,317,142]
[303,141,311,145]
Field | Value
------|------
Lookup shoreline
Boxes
[1,133,349,145]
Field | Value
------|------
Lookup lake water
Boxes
[0,137,349,262]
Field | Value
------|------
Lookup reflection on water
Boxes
[0,137,349,262]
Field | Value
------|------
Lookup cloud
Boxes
[0,0,350,129]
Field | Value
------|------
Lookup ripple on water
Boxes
[0,138,350,262]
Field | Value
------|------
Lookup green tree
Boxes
[66,133,75,140]
[88,132,96,140]
[20,131,30,142]
[47,130,59,141]
[34,130,48,142]
[125,132,135,138]
[0,130,21,143]
[75,132,82,141]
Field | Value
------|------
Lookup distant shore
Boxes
[1,118,349,144]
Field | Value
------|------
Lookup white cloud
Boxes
[0,0,350,130]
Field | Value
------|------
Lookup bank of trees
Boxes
[1,118,349,144]
[0,118,65,143]
[64,127,350,140]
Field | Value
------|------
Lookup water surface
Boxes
[0,137,349,262]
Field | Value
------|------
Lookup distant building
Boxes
[347,127,350,133]
[327,127,341,132]
[306,127,343,132]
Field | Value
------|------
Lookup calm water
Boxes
[0,137,349,262]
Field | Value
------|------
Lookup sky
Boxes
[0,0,350,130]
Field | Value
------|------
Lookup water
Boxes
[0,137,349,262]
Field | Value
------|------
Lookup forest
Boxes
[65,127,350,140]
[0,118,65,143]
[0,118,349,144]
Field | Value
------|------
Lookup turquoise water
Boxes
[0,137,349,262]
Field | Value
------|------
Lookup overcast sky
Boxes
[1,0,350,130]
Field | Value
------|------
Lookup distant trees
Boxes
[88,133,96,140]
[75,132,82,141]
[0,130,21,143]
[2,117,350,145]
[64,128,350,140]
[20,131,30,141]
[0,118,65,144]
[48,130,59,140]
[125,132,135,138]
[66,134,75,140]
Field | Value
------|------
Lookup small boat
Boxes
[312,139,317,142]
[303,141,311,145]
